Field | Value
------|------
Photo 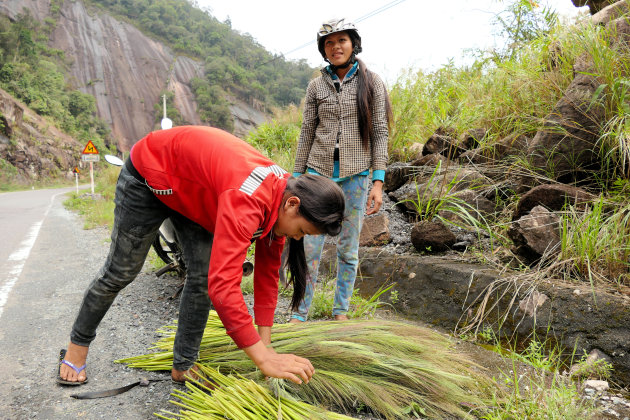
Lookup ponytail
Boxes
[355,57,393,151]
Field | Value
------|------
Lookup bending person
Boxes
[291,18,393,322]
[57,125,345,386]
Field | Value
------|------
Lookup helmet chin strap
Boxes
[327,54,356,72]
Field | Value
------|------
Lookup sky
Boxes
[196,0,588,84]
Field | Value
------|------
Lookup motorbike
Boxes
[103,155,254,283]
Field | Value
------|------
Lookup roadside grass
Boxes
[559,196,630,287]
[62,165,119,229]
[460,328,601,419]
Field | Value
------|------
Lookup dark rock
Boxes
[410,220,457,253]
[384,162,412,192]
[390,167,493,215]
[360,212,390,246]
[513,183,595,221]
[459,148,493,165]
[422,128,466,159]
[493,134,530,160]
[452,241,469,251]
[592,1,629,25]
[438,189,499,225]
[457,128,487,150]
[410,153,448,167]
[526,52,605,182]
[508,205,561,262]
[572,0,619,15]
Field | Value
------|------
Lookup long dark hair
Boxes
[355,57,394,151]
[283,174,345,310]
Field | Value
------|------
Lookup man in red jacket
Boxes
[58,126,345,386]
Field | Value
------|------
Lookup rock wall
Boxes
[1,0,266,154]
[0,87,82,180]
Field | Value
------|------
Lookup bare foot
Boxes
[59,342,89,383]
[288,318,303,324]
[334,314,349,321]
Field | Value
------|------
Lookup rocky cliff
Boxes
[0,86,83,181]
[1,0,267,155]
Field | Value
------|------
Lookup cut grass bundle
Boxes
[157,364,354,420]
[119,312,492,419]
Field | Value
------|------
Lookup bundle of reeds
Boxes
[157,364,354,420]
[119,312,491,419]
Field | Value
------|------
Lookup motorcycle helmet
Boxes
[317,18,362,60]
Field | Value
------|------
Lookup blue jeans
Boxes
[291,174,369,321]
[69,161,213,371]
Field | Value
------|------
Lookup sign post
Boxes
[81,141,100,194]
[72,167,80,194]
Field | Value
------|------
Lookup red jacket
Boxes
[130,126,288,348]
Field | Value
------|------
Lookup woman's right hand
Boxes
[243,341,315,384]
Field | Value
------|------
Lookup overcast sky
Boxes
[196,0,588,84]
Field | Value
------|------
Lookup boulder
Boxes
[410,220,457,253]
[592,0,629,25]
[438,189,499,224]
[513,183,595,221]
[390,167,492,215]
[457,128,487,150]
[572,0,619,14]
[508,205,561,262]
[410,153,448,167]
[360,212,390,246]
[459,148,493,165]
[422,128,466,159]
[493,134,530,160]
[384,162,412,192]
[526,52,605,182]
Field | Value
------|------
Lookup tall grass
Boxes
[559,196,630,286]
[62,164,120,229]
[388,18,581,159]
[245,104,301,171]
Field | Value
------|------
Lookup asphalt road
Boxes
[0,188,183,419]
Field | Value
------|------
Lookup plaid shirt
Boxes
[294,66,389,179]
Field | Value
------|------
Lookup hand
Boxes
[244,341,314,384]
[366,181,383,215]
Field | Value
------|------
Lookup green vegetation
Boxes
[0,12,112,153]
[119,313,491,419]
[158,364,354,420]
[63,164,120,229]
[465,331,599,419]
[85,0,315,130]
[245,104,302,171]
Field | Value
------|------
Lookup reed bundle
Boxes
[119,312,491,419]
[156,364,354,420]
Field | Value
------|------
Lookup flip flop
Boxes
[57,349,88,386]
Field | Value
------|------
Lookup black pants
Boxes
[70,161,213,371]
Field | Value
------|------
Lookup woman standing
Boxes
[291,18,392,322]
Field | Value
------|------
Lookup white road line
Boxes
[0,192,61,319]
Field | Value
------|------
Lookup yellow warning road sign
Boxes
[82,140,99,154]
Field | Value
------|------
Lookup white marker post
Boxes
[73,167,80,194]
[161,94,172,130]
